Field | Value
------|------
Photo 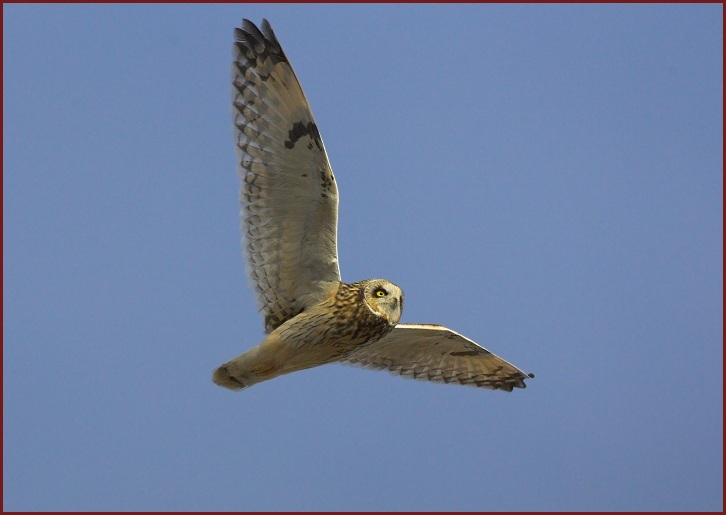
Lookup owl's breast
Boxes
[274,285,394,363]
[328,301,395,349]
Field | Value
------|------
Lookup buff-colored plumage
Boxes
[212,19,534,392]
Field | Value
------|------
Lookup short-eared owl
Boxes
[213,19,534,392]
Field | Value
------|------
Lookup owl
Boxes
[213,19,534,392]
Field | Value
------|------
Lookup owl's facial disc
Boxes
[367,280,403,325]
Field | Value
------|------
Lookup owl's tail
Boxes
[212,340,284,391]
[212,362,254,390]
[213,333,333,391]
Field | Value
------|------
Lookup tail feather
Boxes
[212,342,282,391]
[213,332,319,390]
[212,363,253,390]
[213,336,334,391]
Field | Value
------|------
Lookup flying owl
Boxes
[213,19,534,392]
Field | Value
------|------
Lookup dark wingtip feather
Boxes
[233,18,288,65]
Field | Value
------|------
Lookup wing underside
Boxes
[342,323,534,391]
[232,19,341,333]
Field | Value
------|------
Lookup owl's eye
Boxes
[374,288,387,298]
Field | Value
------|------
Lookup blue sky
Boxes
[3,3,722,511]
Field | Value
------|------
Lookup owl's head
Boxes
[362,279,403,325]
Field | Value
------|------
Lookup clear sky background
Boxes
[3,3,722,511]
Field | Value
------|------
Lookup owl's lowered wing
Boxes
[232,19,341,333]
[342,324,534,391]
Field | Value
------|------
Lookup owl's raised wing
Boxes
[232,19,341,333]
[342,324,534,391]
